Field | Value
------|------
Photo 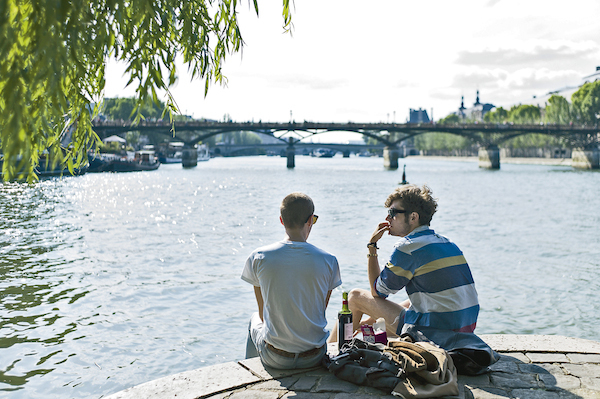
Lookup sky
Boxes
[104,0,600,135]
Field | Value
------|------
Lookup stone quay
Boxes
[105,334,600,399]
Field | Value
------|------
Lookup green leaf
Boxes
[0,0,294,181]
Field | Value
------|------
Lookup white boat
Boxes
[157,142,184,164]
[312,148,336,158]
[197,144,210,161]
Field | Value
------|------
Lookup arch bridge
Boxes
[92,120,600,169]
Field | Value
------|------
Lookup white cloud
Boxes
[456,41,600,69]
[103,0,600,128]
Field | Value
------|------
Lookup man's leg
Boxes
[245,332,259,358]
[348,288,409,338]
[245,312,264,359]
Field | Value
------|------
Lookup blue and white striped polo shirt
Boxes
[375,225,479,332]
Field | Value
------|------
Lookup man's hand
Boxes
[368,222,389,297]
[370,222,390,244]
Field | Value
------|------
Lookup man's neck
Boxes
[284,233,307,242]
[284,227,309,242]
[407,224,429,236]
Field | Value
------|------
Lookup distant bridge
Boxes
[92,120,600,169]
[92,120,599,149]
[212,142,388,157]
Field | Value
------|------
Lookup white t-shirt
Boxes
[241,240,342,353]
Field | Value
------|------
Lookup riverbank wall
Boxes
[410,155,573,166]
[105,334,600,399]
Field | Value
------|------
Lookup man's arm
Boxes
[368,222,390,297]
[254,286,264,322]
[325,290,332,307]
[368,249,381,297]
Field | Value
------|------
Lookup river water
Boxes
[1,155,599,398]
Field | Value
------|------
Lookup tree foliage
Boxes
[483,107,508,123]
[438,113,460,125]
[544,95,572,125]
[234,131,261,145]
[414,132,472,152]
[102,97,166,121]
[0,0,292,181]
[571,80,600,124]
[503,134,562,149]
[507,104,541,124]
[430,82,600,153]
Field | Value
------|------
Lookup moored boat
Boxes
[157,142,184,163]
[312,148,336,158]
[88,151,160,172]
[197,144,210,162]
[0,154,87,180]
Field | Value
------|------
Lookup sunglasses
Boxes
[388,208,407,219]
[307,214,318,224]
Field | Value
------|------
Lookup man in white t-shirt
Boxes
[241,192,341,369]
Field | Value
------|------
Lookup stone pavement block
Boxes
[501,352,530,363]
[252,376,299,390]
[526,353,569,363]
[104,361,261,399]
[490,372,540,389]
[291,375,320,391]
[567,354,600,364]
[519,362,564,375]
[203,391,231,399]
[538,373,581,391]
[568,388,600,399]
[228,389,279,399]
[511,388,560,399]
[282,392,332,399]
[580,377,600,391]
[304,367,331,377]
[556,391,587,399]
[563,363,600,379]
[481,335,600,354]
[465,387,509,399]
[489,358,520,373]
[237,358,320,380]
[314,374,360,393]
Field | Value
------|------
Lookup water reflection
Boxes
[0,158,599,399]
[1,181,90,391]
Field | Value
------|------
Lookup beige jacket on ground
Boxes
[385,339,459,398]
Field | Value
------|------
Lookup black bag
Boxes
[323,339,405,393]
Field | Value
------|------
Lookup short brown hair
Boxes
[384,184,438,225]
[280,192,314,229]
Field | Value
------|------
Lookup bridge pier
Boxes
[286,147,295,169]
[383,147,399,170]
[182,147,198,168]
[478,146,500,169]
[343,150,350,158]
[572,148,599,169]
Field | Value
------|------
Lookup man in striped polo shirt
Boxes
[348,185,483,346]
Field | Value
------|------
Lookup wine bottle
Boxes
[337,291,353,351]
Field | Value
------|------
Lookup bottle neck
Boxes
[341,300,350,313]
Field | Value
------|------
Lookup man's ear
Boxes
[411,212,419,224]
[280,216,284,225]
